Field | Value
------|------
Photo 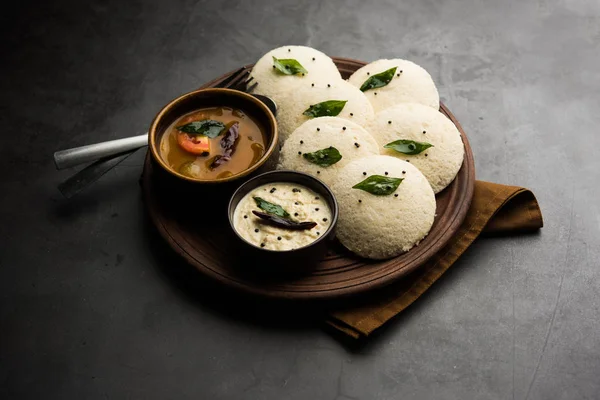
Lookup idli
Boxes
[278,117,380,186]
[249,46,341,103]
[347,59,439,111]
[370,103,464,193]
[330,155,435,259]
[276,79,375,142]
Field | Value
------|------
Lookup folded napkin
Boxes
[325,180,543,339]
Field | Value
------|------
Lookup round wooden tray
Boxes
[142,57,475,301]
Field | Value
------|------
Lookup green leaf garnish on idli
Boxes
[302,146,342,167]
[303,100,347,118]
[352,175,403,195]
[359,67,397,92]
[272,56,308,75]
[384,139,433,155]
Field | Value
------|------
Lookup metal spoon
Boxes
[53,94,276,170]
[56,95,277,198]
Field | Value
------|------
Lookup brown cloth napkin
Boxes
[325,180,543,339]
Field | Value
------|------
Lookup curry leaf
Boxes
[176,120,225,138]
[384,139,433,155]
[272,56,308,75]
[302,146,342,167]
[303,100,347,118]
[359,66,397,92]
[352,175,403,196]
[253,197,290,218]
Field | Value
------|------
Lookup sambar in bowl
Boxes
[149,88,279,186]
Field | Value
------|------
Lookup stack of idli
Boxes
[247,46,465,259]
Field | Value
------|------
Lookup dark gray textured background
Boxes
[1,0,599,399]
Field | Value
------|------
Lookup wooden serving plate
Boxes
[142,57,475,300]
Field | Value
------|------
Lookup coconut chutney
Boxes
[233,182,332,251]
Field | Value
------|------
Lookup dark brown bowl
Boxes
[227,170,339,273]
[148,88,279,203]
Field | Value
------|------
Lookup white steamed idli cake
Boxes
[330,155,435,259]
[276,79,375,142]
[369,103,464,193]
[249,46,341,103]
[348,59,439,111]
[278,117,380,186]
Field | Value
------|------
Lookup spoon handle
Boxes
[53,133,148,170]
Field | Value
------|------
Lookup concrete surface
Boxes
[1,0,599,399]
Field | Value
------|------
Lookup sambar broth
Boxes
[160,107,266,180]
